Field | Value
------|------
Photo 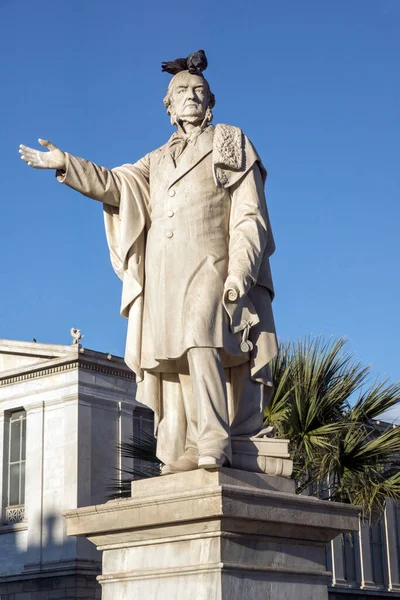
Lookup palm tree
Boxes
[111,336,400,520]
[268,336,400,520]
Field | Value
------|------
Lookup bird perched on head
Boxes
[162,50,208,76]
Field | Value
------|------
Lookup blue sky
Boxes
[0,1,399,406]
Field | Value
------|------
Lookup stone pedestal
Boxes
[65,468,359,599]
[231,435,293,476]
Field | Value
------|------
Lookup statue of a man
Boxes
[20,52,277,474]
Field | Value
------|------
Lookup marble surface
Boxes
[231,436,293,476]
[19,67,279,472]
[65,468,360,599]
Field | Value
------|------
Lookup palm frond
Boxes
[109,432,161,498]
[268,335,400,519]
[349,425,400,463]
[119,432,160,463]
[351,379,400,423]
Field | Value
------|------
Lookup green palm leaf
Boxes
[267,335,400,519]
[351,379,400,423]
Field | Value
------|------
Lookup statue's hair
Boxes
[163,72,215,126]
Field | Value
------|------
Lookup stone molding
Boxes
[98,562,332,584]
[65,469,360,600]
[66,469,360,545]
[24,400,45,413]
[21,558,101,577]
[0,521,28,535]
[0,358,134,388]
[0,562,100,584]
[98,529,329,552]
[0,360,79,386]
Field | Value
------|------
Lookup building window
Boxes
[6,410,26,523]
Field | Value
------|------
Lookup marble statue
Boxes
[19,51,278,475]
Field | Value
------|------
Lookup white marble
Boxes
[65,468,360,600]
[231,435,293,476]
[19,65,278,472]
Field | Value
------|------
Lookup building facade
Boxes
[328,504,400,598]
[0,339,138,599]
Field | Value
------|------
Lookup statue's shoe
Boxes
[161,452,199,475]
[198,455,227,469]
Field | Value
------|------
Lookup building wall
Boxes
[0,574,102,600]
[327,502,400,598]
[0,526,27,576]
[0,341,138,599]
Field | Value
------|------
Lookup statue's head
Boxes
[163,71,215,127]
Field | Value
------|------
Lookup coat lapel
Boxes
[155,146,176,186]
[167,126,214,189]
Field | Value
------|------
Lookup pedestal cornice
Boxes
[64,469,360,600]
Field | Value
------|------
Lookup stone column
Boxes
[384,501,400,592]
[329,528,363,593]
[330,535,347,587]
[65,468,359,600]
[359,520,376,590]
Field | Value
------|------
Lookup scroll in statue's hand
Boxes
[19,139,66,171]
[223,273,253,303]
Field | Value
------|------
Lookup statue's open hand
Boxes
[19,139,66,171]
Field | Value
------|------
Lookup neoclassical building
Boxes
[0,338,149,599]
[0,337,399,599]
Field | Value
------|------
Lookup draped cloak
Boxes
[101,125,278,442]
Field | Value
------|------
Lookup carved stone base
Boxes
[65,468,359,599]
[231,436,293,476]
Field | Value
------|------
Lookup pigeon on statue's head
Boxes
[161,50,208,76]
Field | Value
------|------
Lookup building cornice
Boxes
[0,357,135,387]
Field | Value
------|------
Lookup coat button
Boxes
[166,231,174,238]
[168,188,176,197]
[167,210,174,218]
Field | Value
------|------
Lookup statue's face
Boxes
[169,71,209,124]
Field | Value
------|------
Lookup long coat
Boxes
[57,124,278,444]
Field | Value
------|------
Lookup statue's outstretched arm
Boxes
[19,139,121,207]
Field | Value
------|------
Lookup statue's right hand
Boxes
[19,139,66,171]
